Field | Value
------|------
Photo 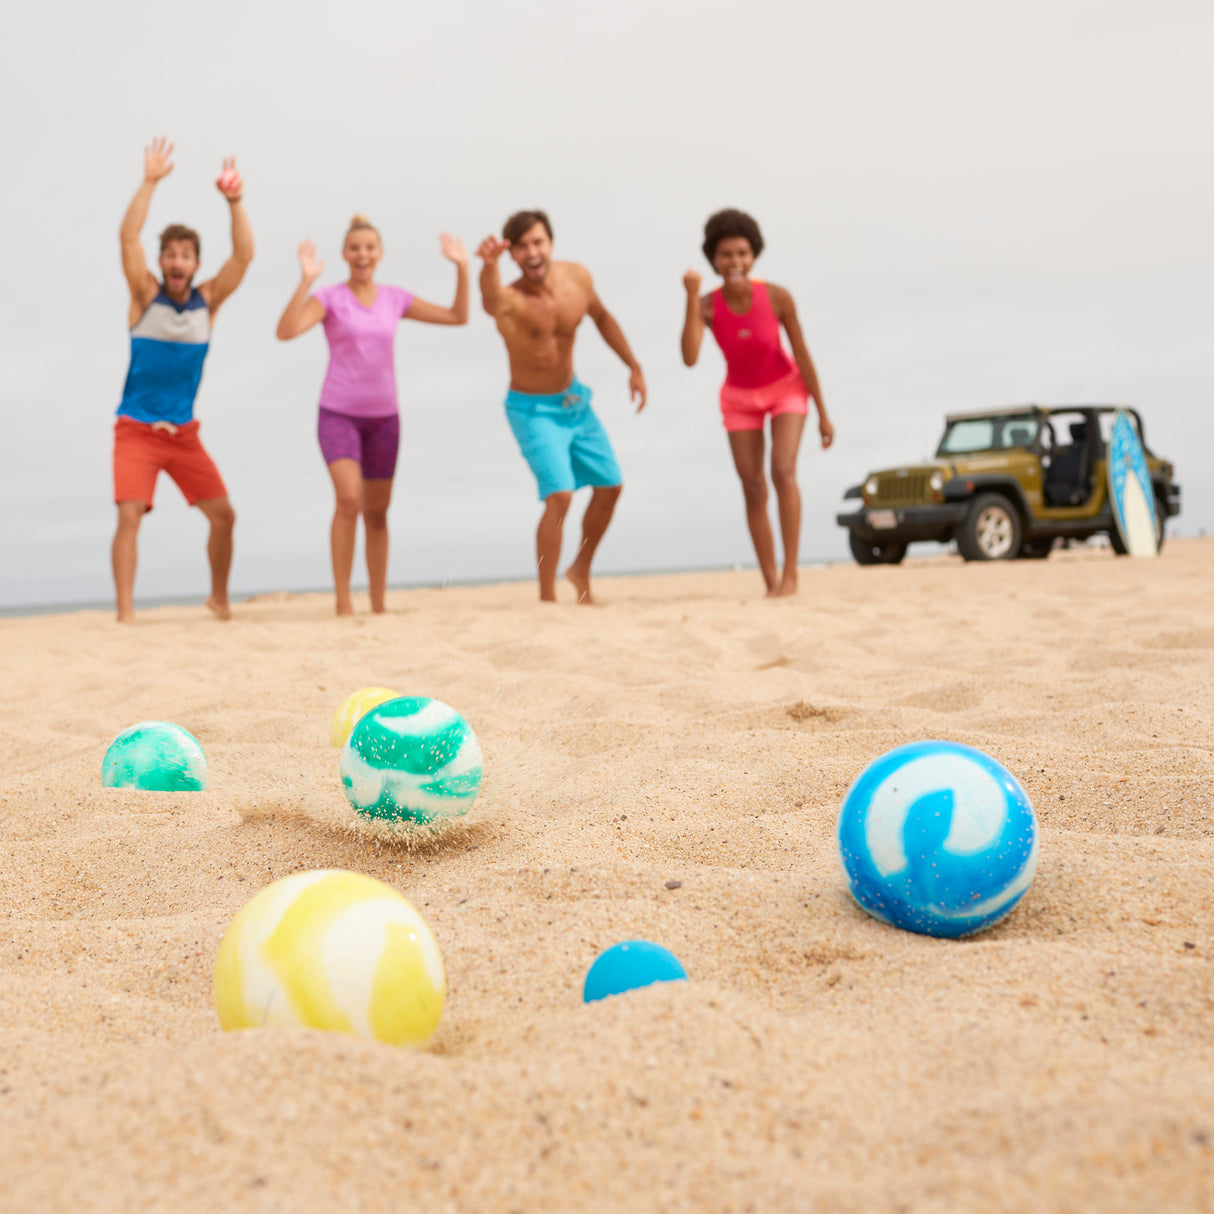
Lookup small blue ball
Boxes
[583,941,688,1003]
[837,740,1038,938]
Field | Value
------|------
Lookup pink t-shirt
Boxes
[312,283,415,417]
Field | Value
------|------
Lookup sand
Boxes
[1,539,1212,1213]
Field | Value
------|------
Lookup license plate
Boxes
[868,510,897,530]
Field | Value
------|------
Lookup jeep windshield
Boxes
[937,416,1040,456]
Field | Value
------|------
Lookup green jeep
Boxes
[836,405,1181,564]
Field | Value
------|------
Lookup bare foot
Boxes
[116,609,135,625]
[564,566,594,605]
[335,602,354,617]
[771,580,799,598]
[206,596,232,620]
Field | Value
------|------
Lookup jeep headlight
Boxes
[864,476,879,497]
[929,470,944,492]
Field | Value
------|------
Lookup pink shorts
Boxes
[719,368,809,432]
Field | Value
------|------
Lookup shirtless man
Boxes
[113,136,253,622]
[477,211,646,604]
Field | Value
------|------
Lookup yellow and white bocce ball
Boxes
[213,869,445,1047]
[330,687,399,747]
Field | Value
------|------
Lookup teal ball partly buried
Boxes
[340,697,483,825]
[102,721,208,791]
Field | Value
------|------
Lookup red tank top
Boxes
[710,280,796,389]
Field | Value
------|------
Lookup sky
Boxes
[1,0,1211,609]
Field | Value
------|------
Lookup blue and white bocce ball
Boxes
[837,741,1038,938]
[102,721,208,791]
[340,696,483,825]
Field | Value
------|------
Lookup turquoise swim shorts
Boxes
[504,378,622,501]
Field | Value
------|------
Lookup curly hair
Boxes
[159,224,200,258]
[503,209,553,245]
[702,209,764,263]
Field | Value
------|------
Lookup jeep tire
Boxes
[849,533,908,566]
[957,493,1022,561]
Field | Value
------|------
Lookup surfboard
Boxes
[1107,410,1158,558]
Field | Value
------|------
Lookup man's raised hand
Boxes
[298,240,324,282]
[215,156,243,202]
[476,236,511,262]
[440,233,470,266]
[144,136,175,183]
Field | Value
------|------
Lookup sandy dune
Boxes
[2,540,1212,1212]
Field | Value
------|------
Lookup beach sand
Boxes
[2,539,1212,1212]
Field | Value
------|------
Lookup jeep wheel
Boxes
[1109,493,1166,556]
[957,494,1022,561]
[1019,537,1054,560]
[849,533,908,566]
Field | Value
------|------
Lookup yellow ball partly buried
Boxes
[330,687,399,747]
[213,870,445,1048]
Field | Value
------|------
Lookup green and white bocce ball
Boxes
[101,720,207,791]
[340,696,483,825]
[213,869,445,1047]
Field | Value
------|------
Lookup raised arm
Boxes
[404,234,470,325]
[770,284,833,449]
[120,137,173,319]
[585,272,647,412]
[276,241,326,340]
[200,159,253,316]
[680,269,708,366]
[476,236,511,317]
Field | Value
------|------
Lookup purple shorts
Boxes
[317,408,400,480]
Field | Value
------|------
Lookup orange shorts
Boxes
[719,367,809,432]
[113,416,228,511]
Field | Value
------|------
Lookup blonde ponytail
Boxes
[346,213,378,240]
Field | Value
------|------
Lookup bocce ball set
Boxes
[101,695,1040,1047]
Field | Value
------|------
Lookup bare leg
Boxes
[196,496,236,619]
[536,491,573,602]
[565,484,622,605]
[362,477,393,614]
[327,459,363,616]
[111,500,147,624]
[727,429,778,593]
[769,412,807,596]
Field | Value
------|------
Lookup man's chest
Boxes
[510,289,586,338]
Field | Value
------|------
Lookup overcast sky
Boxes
[1,0,1210,609]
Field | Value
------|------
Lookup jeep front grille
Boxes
[869,473,930,506]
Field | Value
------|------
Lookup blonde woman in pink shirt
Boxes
[277,215,469,615]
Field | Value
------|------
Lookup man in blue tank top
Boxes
[113,136,253,623]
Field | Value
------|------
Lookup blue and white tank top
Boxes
[117,288,211,425]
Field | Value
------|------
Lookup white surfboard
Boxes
[1107,410,1158,559]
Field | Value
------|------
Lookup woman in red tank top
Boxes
[681,209,834,596]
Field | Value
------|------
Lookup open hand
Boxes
[683,269,702,295]
[476,235,510,262]
[298,240,324,281]
[144,136,174,183]
[215,156,243,201]
[439,233,469,266]
[630,367,648,413]
[818,413,835,449]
